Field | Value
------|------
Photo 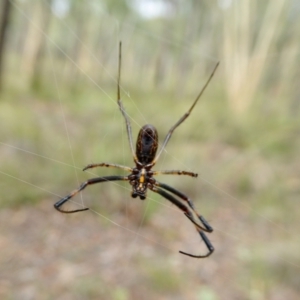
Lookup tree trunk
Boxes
[0,0,12,91]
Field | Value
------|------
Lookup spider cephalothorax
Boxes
[54,42,219,258]
[129,167,152,200]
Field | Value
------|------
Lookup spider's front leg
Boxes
[179,230,214,258]
[150,186,214,258]
[154,181,213,232]
[54,176,128,213]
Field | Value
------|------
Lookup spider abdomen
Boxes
[136,124,158,165]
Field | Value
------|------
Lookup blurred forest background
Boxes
[0,0,300,299]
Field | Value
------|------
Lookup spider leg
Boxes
[152,62,219,164]
[179,231,214,258]
[117,42,137,162]
[154,181,213,232]
[150,170,198,178]
[150,186,214,258]
[150,186,196,224]
[54,176,128,213]
[83,162,132,172]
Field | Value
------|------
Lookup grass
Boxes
[1,68,299,218]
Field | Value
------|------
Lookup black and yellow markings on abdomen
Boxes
[138,169,146,188]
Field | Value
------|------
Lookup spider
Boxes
[54,42,219,258]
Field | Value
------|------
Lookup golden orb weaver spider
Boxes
[54,42,219,258]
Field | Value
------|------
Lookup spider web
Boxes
[1,0,300,299]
